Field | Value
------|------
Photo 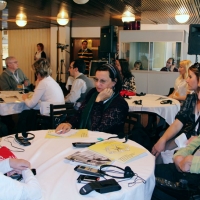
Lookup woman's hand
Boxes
[186,136,198,145]
[22,94,28,100]
[179,155,193,172]
[174,155,184,172]
[96,88,114,102]
[151,137,166,157]
[9,159,30,173]
[55,123,72,134]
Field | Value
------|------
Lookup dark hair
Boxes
[37,43,44,51]
[134,60,143,70]
[118,59,133,78]
[95,63,122,92]
[82,40,88,44]
[32,58,52,78]
[189,63,200,82]
[73,59,86,73]
[168,57,175,65]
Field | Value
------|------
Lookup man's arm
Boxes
[65,79,86,103]
[0,73,13,90]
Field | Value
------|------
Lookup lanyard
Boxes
[13,71,19,83]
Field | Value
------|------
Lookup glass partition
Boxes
[121,42,181,71]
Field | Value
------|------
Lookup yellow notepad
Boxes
[89,140,146,163]
[45,129,88,138]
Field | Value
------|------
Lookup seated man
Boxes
[160,58,178,72]
[152,136,200,200]
[65,59,94,109]
[0,56,30,91]
[0,158,42,199]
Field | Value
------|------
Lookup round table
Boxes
[1,130,155,200]
[125,94,180,125]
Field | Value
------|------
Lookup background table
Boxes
[1,130,155,200]
[0,91,39,116]
[125,94,180,125]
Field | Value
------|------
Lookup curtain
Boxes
[8,29,50,83]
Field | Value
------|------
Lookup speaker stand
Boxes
[196,55,198,63]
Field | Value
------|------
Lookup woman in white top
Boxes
[34,43,46,61]
[169,60,192,101]
[0,158,42,200]
[17,59,64,133]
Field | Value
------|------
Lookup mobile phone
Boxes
[72,142,96,148]
[74,165,100,176]
[77,175,100,183]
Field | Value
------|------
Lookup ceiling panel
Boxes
[0,0,199,30]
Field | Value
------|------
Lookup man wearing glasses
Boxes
[65,59,94,109]
[160,58,178,72]
[0,56,30,91]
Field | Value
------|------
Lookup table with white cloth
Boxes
[125,94,180,125]
[1,130,155,200]
[0,91,39,116]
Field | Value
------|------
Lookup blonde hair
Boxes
[32,58,52,77]
[178,60,192,80]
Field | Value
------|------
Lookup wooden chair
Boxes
[125,112,141,133]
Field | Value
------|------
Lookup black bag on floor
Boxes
[128,122,153,151]
[0,120,8,137]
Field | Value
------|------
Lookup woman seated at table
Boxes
[152,62,200,164]
[0,158,42,199]
[18,58,64,132]
[168,60,192,101]
[115,59,136,92]
[133,60,143,70]
[56,63,129,134]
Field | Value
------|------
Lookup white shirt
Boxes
[25,76,64,108]
[0,159,43,200]
[65,73,87,103]
[174,77,188,97]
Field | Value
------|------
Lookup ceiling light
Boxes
[122,11,135,22]
[16,12,27,27]
[175,14,189,23]
[73,0,89,4]
[0,1,7,10]
[57,11,69,26]
[175,7,189,23]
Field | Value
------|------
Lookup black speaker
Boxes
[188,24,200,55]
[100,25,118,53]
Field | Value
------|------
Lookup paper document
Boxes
[45,129,88,138]
[89,140,147,163]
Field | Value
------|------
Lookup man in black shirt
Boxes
[160,58,178,72]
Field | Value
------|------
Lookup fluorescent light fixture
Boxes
[73,0,89,4]
[122,11,135,22]
[57,11,69,26]
[0,1,7,10]
[16,12,27,27]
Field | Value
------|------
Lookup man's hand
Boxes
[96,88,114,102]
[174,155,185,172]
[151,137,166,157]
[55,123,72,134]
[24,80,29,87]
[9,159,30,173]
[22,93,28,100]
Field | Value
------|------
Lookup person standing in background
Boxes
[34,43,46,61]
[77,40,93,75]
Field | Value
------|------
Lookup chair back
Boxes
[50,104,67,129]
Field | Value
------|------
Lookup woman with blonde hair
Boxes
[169,60,192,101]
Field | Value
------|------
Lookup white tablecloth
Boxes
[0,91,39,116]
[1,130,155,200]
[126,94,180,125]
